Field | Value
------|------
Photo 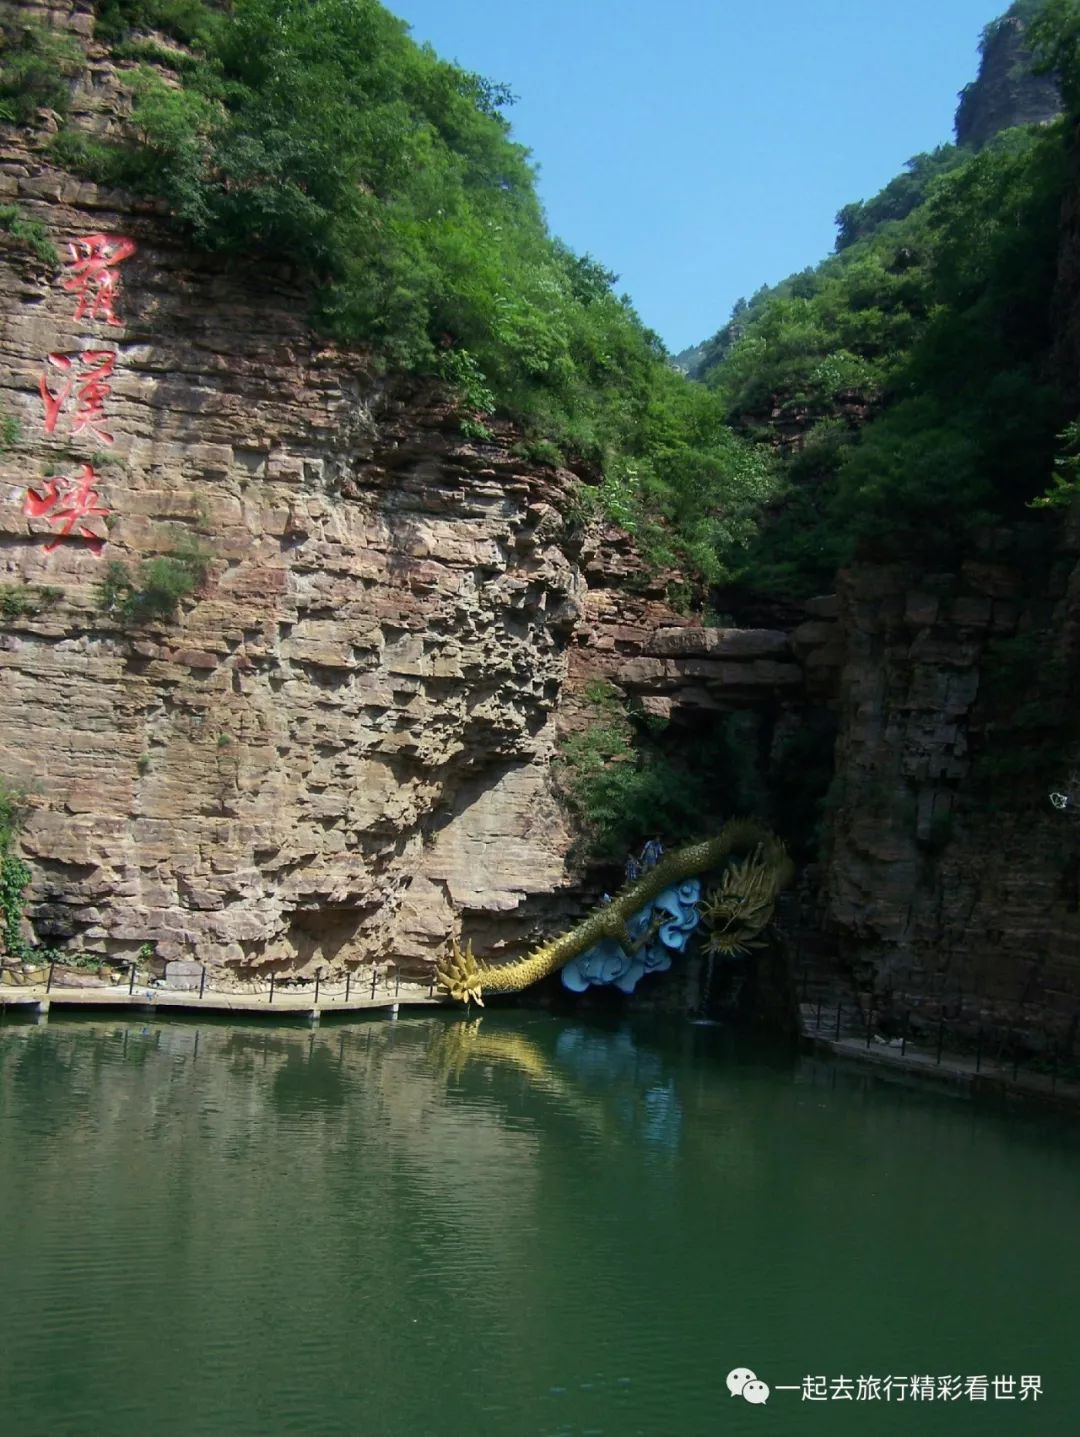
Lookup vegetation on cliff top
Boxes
[1,0,770,592]
[0,5,81,124]
[684,0,1080,600]
[8,0,1080,614]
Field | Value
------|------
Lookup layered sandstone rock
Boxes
[0,4,577,974]
[0,196,596,974]
[0,2,815,980]
[820,526,1080,1048]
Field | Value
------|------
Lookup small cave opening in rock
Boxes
[283,904,372,973]
[482,698,838,1033]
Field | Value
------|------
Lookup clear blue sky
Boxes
[388,0,1007,353]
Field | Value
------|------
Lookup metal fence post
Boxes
[315,968,321,1006]
[199,965,207,1000]
[46,961,54,994]
[129,963,137,995]
[346,970,352,1003]
[269,971,275,1005]
[370,965,377,1000]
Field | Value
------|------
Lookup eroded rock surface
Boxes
[821,530,1080,1045]
[0,4,814,978]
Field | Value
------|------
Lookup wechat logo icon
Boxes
[727,1368,770,1405]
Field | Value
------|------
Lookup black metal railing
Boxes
[796,959,1080,1098]
[27,958,428,1010]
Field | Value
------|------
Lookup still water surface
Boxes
[1,1012,1078,1437]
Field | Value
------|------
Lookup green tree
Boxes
[60,0,774,587]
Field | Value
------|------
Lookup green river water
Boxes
[0,1011,1078,1437]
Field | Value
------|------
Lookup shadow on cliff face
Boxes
[285,906,371,970]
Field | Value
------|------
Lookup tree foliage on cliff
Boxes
[834,147,967,251]
[695,100,1071,594]
[56,0,773,588]
[1028,0,1080,109]
[0,7,81,124]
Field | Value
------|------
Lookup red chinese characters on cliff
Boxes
[39,350,118,445]
[24,465,110,555]
[62,234,136,327]
[22,234,137,555]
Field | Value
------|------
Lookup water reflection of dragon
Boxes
[437,818,793,1006]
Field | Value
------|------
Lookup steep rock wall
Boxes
[0,178,583,975]
[819,524,1080,1048]
[0,3,818,981]
[954,11,1061,151]
[0,3,584,976]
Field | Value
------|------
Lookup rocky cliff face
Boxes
[0,3,819,983]
[954,10,1061,151]
[0,174,582,977]
[810,99,1080,1052]
[0,3,574,977]
[818,522,1080,1051]
[5,2,1079,1047]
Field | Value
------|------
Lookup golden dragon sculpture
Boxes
[436,818,793,1005]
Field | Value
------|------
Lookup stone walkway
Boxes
[0,979,444,1023]
[800,1002,1080,1113]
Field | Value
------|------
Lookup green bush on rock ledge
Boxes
[46,0,780,594]
[0,10,82,125]
[0,203,59,267]
[95,538,211,624]
[0,584,63,622]
[0,780,35,963]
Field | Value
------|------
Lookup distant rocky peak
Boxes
[954,4,1061,150]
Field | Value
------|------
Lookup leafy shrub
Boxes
[0,779,31,960]
[1032,418,1080,509]
[93,0,226,47]
[0,585,62,622]
[0,779,29,854]
[555,687,773,862]
[438,347,496,438]
[0,777,69,966]
[0,204,59,266]
[96,537,210,623]
[0,11,82,124]
[60,0,777,588]
[0,407,21,451]
[512,438,563,468]
[48,118,181,194]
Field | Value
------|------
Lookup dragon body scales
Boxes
[437,818,793,1005]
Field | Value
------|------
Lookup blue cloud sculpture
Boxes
[561,875,702,995]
